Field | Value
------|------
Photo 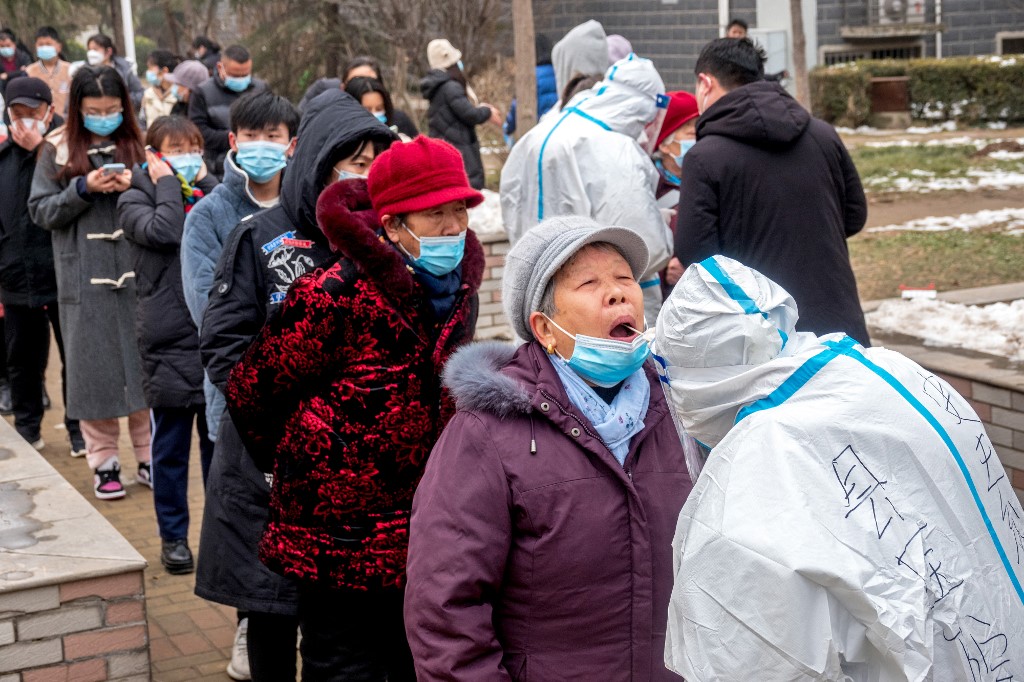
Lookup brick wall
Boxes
[0,573,149,682]
[934,371,1024,506]
[475,232,513,340]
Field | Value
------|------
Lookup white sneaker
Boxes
[226,617,251,680]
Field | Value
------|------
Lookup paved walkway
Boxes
[5,343,249,681]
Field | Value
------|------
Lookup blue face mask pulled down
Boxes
[235,141,288,183]
[83,112,123,137]
[36,45,57,61]
[166,152,203,184]
[146,70,160,86]
[374,112,388,124]
[401,225,466,277]
[545,315,652,388]
[223,74,251,92]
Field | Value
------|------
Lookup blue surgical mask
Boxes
[0,47,15,58]
[674,139,696,168]
[36,45,57,61]
[374,112,387,124]
[545,315,652,388]
[223,74,251,92]
[457,60,464,71]
[166,152,203,184]
[235,140,288,183]
[170,84,180,100]
[146,70,161,86]
[83,112,123,137]
[401,224,466,277]
[335,169,366,182]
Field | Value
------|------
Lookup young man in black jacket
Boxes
[676,38,870,347]
[0,76,85,454]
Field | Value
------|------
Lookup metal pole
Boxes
[935,0,942,58]
[719,0,730,37]
[120,0,137,69]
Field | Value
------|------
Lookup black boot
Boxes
[42,384,51,410]
[0,378,11,416]
[160,539,195,575]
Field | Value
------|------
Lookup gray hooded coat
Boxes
[28,134,147,420]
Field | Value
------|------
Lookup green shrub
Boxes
[811,55,1024,126]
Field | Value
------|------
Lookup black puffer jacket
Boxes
[0,114,63,307]
[420,69,491,189]
[188,73,267,177]
[118,167,218,408]
[194,88,397,615]
[675,81,870,347]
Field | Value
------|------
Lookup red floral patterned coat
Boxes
[225,179,484,591]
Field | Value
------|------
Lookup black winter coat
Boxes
[188,73,267,178]
[118,167,218,408]
[298,77,420,138]
[420,69,491,190]
[194,89,397,614]
[0,115,63,307]
[675,81,870,347]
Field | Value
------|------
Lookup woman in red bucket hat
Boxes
[225,135,485,680]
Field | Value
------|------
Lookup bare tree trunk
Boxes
[163,0,182,54]
[321,1,342,77]
[512,0,536,139]
[110,0,126,56]
[790,0,810,109]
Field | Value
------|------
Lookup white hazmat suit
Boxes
[501,55,674,325]
[653,255,1024,682]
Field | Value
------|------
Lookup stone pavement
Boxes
[4,343,246,681]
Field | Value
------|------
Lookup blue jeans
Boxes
[151,406,214,541]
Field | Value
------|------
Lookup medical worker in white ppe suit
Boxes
[500,54,673,326]
[654,254,1024,682]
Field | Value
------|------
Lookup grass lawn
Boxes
[850,227,1024,301]
[849,144,1024,191]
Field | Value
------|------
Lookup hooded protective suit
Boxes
[653,256,1024,681]
[551,20,608,105]
[501,55,673,326]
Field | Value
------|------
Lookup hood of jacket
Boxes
[280,88,398,237]
[223,151,276,209]
[570,55,665,140]
[552,19,608,97]
[697,80,810,148]
[315,178,485,304]
[442,340,534,419]
[419,69,454,100]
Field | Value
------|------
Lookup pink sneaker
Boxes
[94,463,126,500]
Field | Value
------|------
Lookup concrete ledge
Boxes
[0,419,149,678]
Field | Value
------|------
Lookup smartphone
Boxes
[102,163,126,175]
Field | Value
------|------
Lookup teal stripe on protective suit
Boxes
[564,107,612,131]
[822,337,1024,607]
[640,275,661,289]
[536,100,609,222]
[735,346,839,424]
[698,256,789,349]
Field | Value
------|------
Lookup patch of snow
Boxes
[469,189,505,235]
[867,298,1024,361]
[906,120,958,134]
[988,121,1009,130]
[989,150,1024,160]
[866,208,1024,233]
[835,125,888,136]
[866,169,1024,193]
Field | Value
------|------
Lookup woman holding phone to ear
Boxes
[29,65,152,501]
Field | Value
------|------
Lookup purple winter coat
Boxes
[405,340,693,681]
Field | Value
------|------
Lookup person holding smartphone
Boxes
[29,65,151,501]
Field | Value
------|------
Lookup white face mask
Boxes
[19,117,47,135]
[86,49,104,66]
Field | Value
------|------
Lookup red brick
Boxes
[484,255,505,268]
[937,373,972,399]
[22,658,106,682]
[105,599,145,626]
[968,399,992,423]
[63,625,146,660]
[169,632,214,657]
[1012,467,1024,491]
[60,573,143,603]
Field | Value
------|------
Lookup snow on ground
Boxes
[866,208,1024,234]
[865,169,1024,193]
[862,136,1024,149]
[835,121,960,136]
[469,189,505,235]
[867,298,1024,361]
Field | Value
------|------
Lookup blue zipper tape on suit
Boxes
[698,256,788,349]
[536,101,611,222]
[735,346,839,424]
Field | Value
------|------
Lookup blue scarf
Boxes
[409,260,462,321]
[550,356,651,466]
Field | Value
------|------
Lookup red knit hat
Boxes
[367,136,484,217]
[655,91,700,149]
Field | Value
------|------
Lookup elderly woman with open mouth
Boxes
[404,215,696,681]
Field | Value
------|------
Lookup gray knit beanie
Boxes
[502,215,649,341]
[165,60,211,94]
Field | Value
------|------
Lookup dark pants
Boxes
[151,406,214,541]
[247,611,300,681]
[297,585,414,682]
[4,303,78,440]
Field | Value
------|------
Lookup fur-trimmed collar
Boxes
[316,179,485,302]
[443,341,534,419]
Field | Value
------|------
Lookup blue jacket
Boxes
[181,151,275,438]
